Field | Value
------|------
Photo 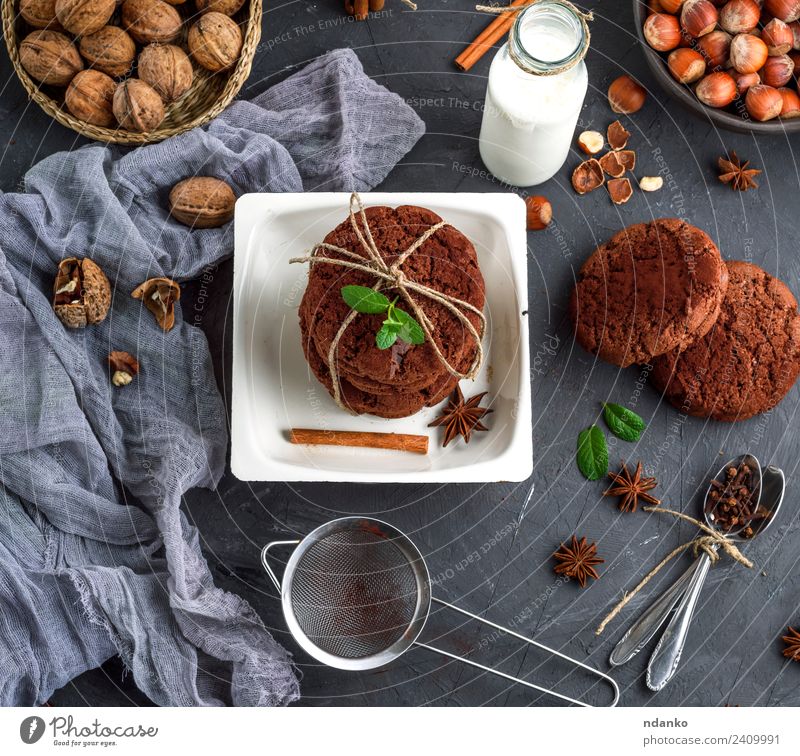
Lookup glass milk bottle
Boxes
[479,1,589,187]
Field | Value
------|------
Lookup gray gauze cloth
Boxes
[0,48,424,706]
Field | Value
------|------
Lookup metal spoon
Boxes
[645,454,785,691]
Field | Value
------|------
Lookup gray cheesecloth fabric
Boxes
[0,49,425,706]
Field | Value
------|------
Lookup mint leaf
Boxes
[376,325,398,350]
[393,308,425,345]
[577,425,608,480]
[341,285,390,314]
[603,402,646,442]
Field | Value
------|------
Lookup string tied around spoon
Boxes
[595,506,753,637]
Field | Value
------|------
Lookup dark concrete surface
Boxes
[3,0,800,706]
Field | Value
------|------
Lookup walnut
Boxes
[121,0,181,44]
[187,12,243,72]
[19,30,83,87]
[138,43,193,102]
[79,26,137,78]
[108,351,140,386]
[196,0,245,15]
[65,69,116,126]
[113,78,165,132]
[20,0,61,29]
[55,0,115,36]
[131,277,181,331]
[168,177,235,228]
[53,257,111,328]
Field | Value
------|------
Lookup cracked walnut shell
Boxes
[53,257,111,328]
[188,12,243,72]
[131,277,181,331]
[19,30,83,87]
[169,177,235,228]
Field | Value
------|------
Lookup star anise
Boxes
[718,151,761,191]
[782,626,800,662]
[553,535,604,588]
[428,385,492,447]
[604,461,660,513]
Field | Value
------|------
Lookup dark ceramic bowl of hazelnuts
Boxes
[633,0,800,134]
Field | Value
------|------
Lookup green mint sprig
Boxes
[341,285,425,350]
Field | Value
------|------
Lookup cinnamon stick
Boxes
[455,0,528,72]
[290,428,429,455]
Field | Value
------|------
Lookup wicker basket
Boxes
[2,0,262,145]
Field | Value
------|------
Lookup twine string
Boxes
[595,506,753,636]
[290,192,486,412]
[475,1,593,76]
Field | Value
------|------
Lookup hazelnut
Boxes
[643,13,683,51]
[779,86,800,116]
[764,0,800,23]
[188,12,243,72]
[577,130,604,154]
[661,0,684,11]
[790,50,800,75]
[639,176,664,191]
[789,20,800,49]
[759,54,794,87]
[20,0,60,29]
[113,79,165,132]
[695,71,738,107]
[138,44,193,102]
[731,69,760,94]
[608,75,646,113]
[121,0,181,44]
[168,176,236,228]
[718,0,760,34]
[65,69,116,126]
[745,84,783,120]
[696,30,732,68]
[680,0,718,38]
[53,257,111,328]
[668,47,707,83]
[599,151,626,177]
[607,177,633,205]
[196,0,245,14]
[524,196,552,231]
[607,120,631,149]
[572,159,605,194]
[19,30,82,87]
[108,351,139,387]
[729,33,768,74]
[131,277,181,331]
[762,18,794,55]
[79,26,137,78]
[54,0,115,36]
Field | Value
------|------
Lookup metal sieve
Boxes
[262,517,619,706]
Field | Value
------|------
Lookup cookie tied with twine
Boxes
[290,193,486,413]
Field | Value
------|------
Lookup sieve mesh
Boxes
[289,527,420,659]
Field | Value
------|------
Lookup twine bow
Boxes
[595,506,753,636]
[290,193,486,412]
[475,1,593,76]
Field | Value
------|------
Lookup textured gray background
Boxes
[2,0,800,706]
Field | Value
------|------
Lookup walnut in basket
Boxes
[79,26,137,78]
[138,43,193,102]
[20,0,61,29]
[19,30,83,86]
[55,0,115,37]
[196,0,245,15]
[187,12,243,72]
[65,69,116,126]
[121,0,181,44]
[113,78,165,132]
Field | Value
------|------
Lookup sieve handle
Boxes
[415,597,620,707]
[261,540,301,591]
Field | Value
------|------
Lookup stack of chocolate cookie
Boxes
[571,219,800,421]
[299,205,485,419]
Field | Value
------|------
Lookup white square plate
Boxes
[231,193,531,482]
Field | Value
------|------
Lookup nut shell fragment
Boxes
[131,277,180,331]
[599,151,626,177]
[616,149,636,171]
[607,120,631,150]
[608,177,634,204]
[108,350,139,386]
[53,257,111,328]
[572,159,605,194]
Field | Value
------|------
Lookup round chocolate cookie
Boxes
[570,219,728,367]
[300,204,485,389]
[651,261,800,421]
[300,305,458,418]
